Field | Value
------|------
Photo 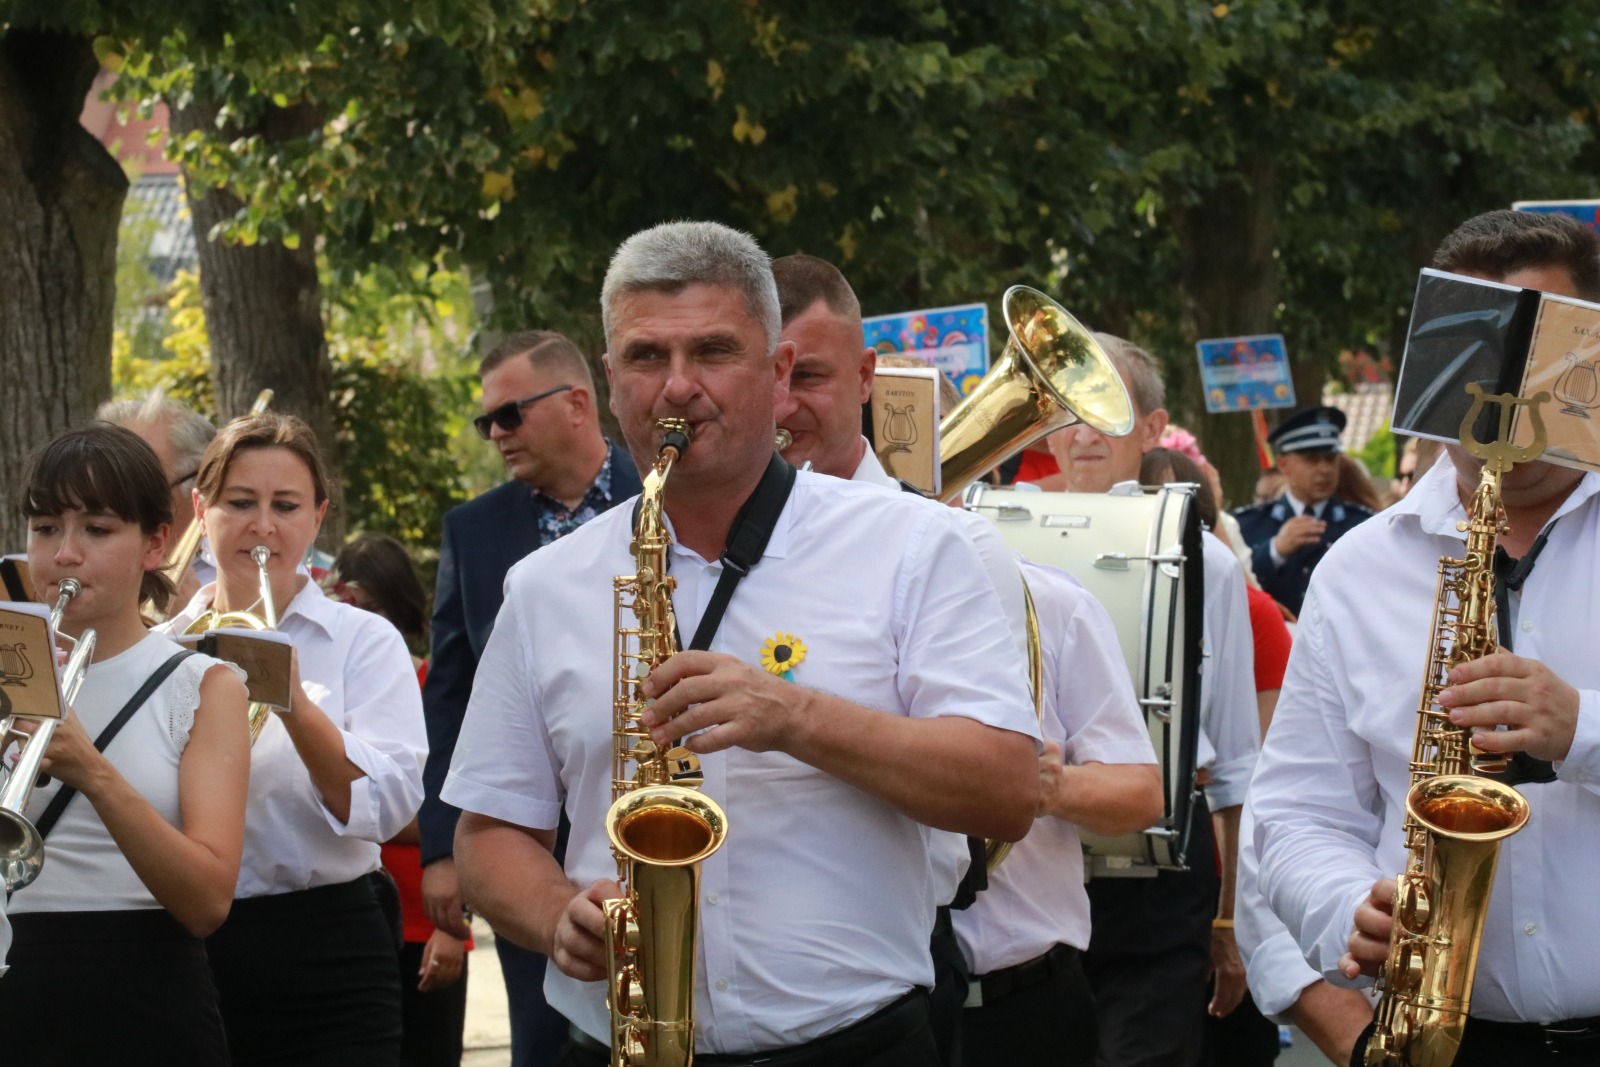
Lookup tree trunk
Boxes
[169,95,344,548]
[1173,155,1280,510]
[0,29,125,549]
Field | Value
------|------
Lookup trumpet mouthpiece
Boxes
[57,578,81,598]
[251,546,270,567]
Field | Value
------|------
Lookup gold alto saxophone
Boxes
[1365,385,1544,1067]
[603,419,728,1067]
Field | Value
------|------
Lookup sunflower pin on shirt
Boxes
[760,631,807,682]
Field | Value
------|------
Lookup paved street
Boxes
[462,917,512,1066]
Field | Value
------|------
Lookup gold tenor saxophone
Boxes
[1365,385,1544,1067]
[603,419,728,1067]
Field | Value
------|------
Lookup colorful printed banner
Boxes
[1195,334,1297,413]
[863,302,990,397]
[1513,199,1600,234]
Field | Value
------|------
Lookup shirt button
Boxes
[1524,922,1538,936]
[706,893,719,905]
[1521,620,1535,633]
[715,978,729,991]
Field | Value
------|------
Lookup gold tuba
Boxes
[185,545,279,743]
[603,419,728,1067]
[1364,385,1539,1067]
[937,285,1133,502]
[0,579,98,890]
[935,286,1133,869]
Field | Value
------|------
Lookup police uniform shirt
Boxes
[1233,491,1374,616]
[443,470,1041,1053]
[1249,455,1600,1023]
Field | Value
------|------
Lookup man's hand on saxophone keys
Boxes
[1438,650,1580,762]
[1340,877,1397,980]
[640,649,803,756]
[551,879,622,983]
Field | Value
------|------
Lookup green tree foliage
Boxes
[110,251,483,557]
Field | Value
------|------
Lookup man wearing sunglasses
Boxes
[421,330,641,1067]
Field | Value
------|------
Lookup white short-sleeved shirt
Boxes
[444,470,1039,1053]
[953,560,1156,974]
[1196,530,1260,809]
[162,580,426,897]
[851,446,1031,905]
[8,633,239,914]
[1249,455,1600,1023]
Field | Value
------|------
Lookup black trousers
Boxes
[1352,1017,1600,1066]
[1083,803,1218,1067]
[206,877,403,1067]
[0,909,230,1067]
[557,990,939,1067]
[398,939,469,1067]
[1202,990,1279,1066]
[963,947,1098,1067]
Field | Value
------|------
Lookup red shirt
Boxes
[1246,585,1292,691]
[381,660,473,947]
[1013,449,1061,484]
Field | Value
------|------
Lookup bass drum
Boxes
[966,483,1204,872]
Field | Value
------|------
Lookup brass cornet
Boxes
[184,545,279,743]
[0,579,98,890]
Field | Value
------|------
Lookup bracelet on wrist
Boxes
[1212,917,1235,929]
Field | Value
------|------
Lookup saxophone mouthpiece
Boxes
[657,419,692,458]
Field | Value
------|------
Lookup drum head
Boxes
[968,484,1204,871]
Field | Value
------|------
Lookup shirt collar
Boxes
[179,575,337,637]
[1283,489,1323,517]
[530,443,616,510]
[851,441,900,490]
[1388,450,1600,540]
[663,466,797,566]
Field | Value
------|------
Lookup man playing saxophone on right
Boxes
[1249,209,1600,1065]
[444,220,1040,1067]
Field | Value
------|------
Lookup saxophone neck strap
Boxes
[1489,519,1559,786]
[633,451,795,654]
[31,648,199,845]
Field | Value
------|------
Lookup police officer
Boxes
[1233,407,1374,616]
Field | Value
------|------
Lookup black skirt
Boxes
[205,876,402,1067]
[0,908,230,1066]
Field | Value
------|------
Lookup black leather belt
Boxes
[567,988,930,1067]
[1469,1014,1600,1056]
[966,942,1079,1008]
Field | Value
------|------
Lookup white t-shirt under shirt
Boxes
[444,469,1040,1054]
[8,632,240,915]
[161,579,427,897]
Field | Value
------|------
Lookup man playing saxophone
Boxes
[445,221,1040,1067]
[1249,210,1600,1065]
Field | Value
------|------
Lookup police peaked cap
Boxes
[1268,406,1347,455]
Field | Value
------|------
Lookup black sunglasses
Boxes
[473,384,574,439]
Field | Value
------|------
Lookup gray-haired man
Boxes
[445,221,1041,1065]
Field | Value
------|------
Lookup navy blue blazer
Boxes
[418,442,641,864]
[1232,494,1374,618]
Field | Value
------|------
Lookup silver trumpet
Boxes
[0,578,98,890]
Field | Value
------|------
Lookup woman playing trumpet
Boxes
[0,424,250,1065]
[160,412,426,1066]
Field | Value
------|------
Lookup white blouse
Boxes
[8,633,240,914]
[161,580,426,897]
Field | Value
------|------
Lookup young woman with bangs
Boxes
[0,423,250,1065]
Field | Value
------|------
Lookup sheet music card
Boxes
[0,602,67,721]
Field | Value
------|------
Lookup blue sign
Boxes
[863,302,990,397]
[1195,334,1297,413]
[1514,199,1600,235]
